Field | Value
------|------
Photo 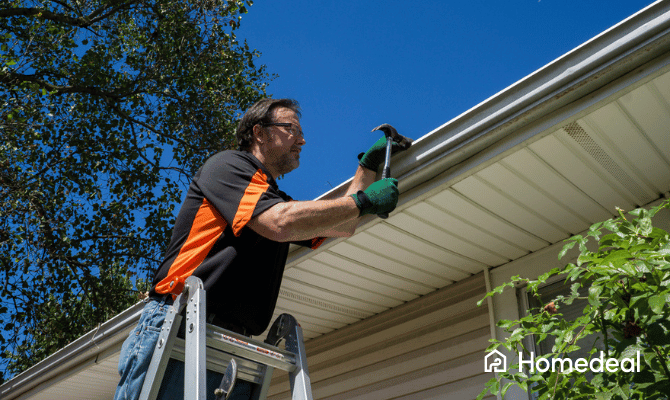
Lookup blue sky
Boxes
[236,0,656,201]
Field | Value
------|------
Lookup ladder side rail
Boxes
[184,276,207,400]
[250,365,274,400]
[286,323,313,400]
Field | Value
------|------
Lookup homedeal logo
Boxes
[484,350,642,373]
[484,349,507,373]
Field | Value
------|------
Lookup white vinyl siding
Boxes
[267,273,495,400]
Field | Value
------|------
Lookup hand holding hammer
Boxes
[357,123,412,218]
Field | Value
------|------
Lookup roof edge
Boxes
[0,302,144,400]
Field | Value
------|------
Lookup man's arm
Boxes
[246,195,360,242]
[247,176,398,242]
[317,165,377,237]
[248,133,409,241]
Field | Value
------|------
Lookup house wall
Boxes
[267,273,495,400]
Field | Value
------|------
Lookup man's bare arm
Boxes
[246,196,361,242]
[317,165,377,237]
[247,171,398,242]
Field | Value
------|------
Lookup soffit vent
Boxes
[564,121,652,204]
[279,288,370,319]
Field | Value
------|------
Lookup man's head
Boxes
[236,98,301,151]
[237,98,305,178]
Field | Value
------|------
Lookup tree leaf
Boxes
[559,240,577,259]
[648,294,666,314]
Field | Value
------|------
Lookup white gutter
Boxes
[288,0,670,265]
[0,301,145,400]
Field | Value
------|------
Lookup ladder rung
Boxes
[169,337,271,385]
[205,324,297,372]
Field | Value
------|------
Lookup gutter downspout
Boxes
[484,266,504,400]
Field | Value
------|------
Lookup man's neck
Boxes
[250,147,279,180]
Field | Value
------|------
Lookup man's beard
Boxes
[275,150,300,176]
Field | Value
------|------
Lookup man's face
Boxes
[263,107,305,176]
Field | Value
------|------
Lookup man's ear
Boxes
[252,124,266,144]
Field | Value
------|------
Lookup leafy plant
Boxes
[478,199,670,400]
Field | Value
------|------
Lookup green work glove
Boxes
[350,178,399,216]
[358,136,410,172]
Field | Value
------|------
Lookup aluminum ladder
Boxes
[138,275,313,400]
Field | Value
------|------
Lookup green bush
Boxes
[478,199,670,400]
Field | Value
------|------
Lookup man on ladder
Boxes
[113,98,409,400]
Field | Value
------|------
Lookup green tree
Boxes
[0,0,272,380]
[478,200,670,399]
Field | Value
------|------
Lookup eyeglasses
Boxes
[260,122,304,139]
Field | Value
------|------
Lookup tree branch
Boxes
[101,96,197,153]
[0,8,77,24]
[48,0,77,14]
[0,0,140,28]
[0,70,128,99]
[87,0,139,25]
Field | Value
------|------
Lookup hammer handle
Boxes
[378,136,393,219]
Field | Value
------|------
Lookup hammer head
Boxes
[372,123,412,150]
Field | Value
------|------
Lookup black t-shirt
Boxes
[150,150,323,335]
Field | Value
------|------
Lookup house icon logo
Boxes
[484,349,507,373]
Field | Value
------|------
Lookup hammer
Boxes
[371,123,412,219]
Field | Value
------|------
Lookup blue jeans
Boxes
[114,297,171,400]
[114,297,253,400]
